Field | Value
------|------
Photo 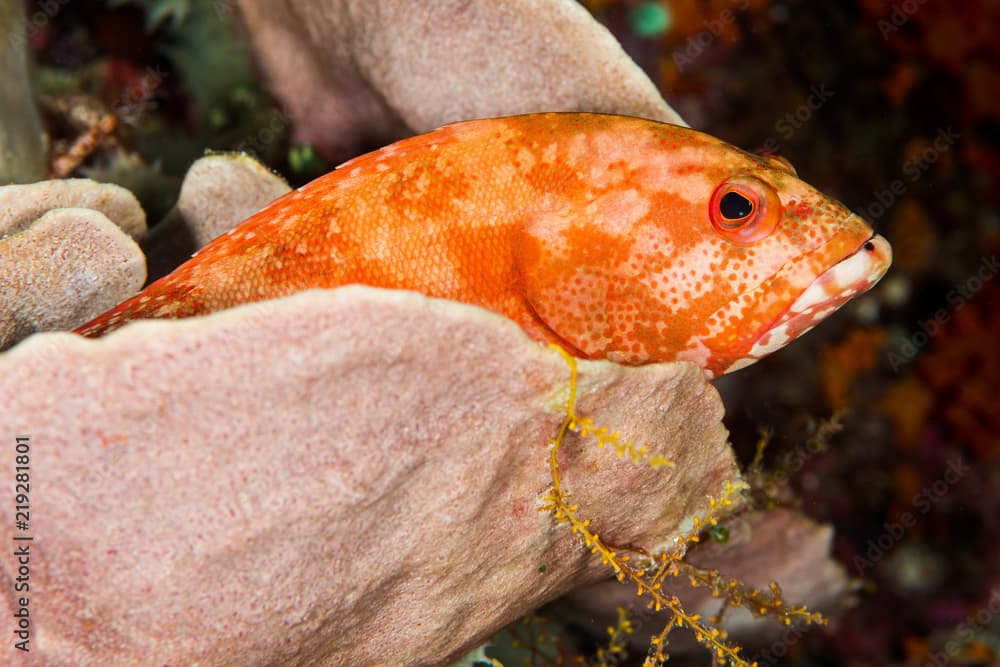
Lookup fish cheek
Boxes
[515,207,719,364]
[692,271,797,373]
[513,212,633,359]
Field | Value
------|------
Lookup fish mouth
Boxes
[726,233,892,372]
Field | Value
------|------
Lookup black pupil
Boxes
[720,192,753,220]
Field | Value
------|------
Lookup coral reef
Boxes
[917,281,1000,461]
[818,326,887,411]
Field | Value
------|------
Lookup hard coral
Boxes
[0,287,735,666]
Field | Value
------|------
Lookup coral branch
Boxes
[539,344,828,666]
[540,345,755,666]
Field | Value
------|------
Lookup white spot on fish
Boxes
[515,147,536,172]
[748,323,791,357]
[586,189,650,235]
[541,143,557,164]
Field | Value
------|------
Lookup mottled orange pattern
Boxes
[76,113,890,375]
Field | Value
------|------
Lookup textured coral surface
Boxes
[0,288,735,666]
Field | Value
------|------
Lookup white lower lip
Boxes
[786,234,891,316]
[739,234,892,365]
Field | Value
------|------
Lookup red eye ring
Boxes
[709,175,782,245]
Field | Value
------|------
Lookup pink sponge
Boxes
[0,287,735,665]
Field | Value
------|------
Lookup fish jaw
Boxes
[722,233,892,374]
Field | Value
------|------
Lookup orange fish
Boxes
[77,113,891,376]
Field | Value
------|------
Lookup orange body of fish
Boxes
[77,113,891,376]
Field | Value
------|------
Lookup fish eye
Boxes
[719,192,754,221]
[709,175,782,245]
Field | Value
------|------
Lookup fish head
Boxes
[517,116,892,375]
[680,156,893,375]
